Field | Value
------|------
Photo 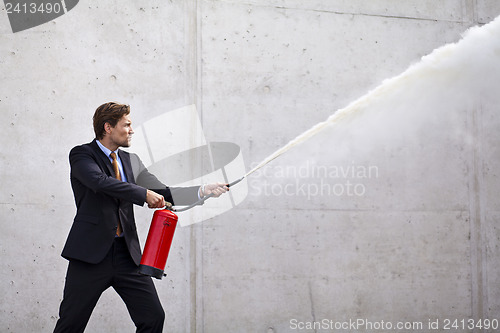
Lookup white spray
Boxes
[243,15,500,179]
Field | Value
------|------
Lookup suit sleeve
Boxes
[70,146,147,206]
[129,153,201,206]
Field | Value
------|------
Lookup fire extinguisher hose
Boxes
[170,176,245,212]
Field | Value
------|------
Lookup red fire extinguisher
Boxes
[138,180,239,280]
[138,208,178,279]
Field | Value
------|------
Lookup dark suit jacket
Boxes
[61,139,200,265]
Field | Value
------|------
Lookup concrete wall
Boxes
[1,0,499,332]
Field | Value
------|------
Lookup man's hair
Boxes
[93,102,130,139]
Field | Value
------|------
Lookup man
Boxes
[54,102,228,332]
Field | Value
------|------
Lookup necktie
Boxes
[110,152,122,181]
[110,152,123,236]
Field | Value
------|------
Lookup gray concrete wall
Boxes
[1,0,499,332]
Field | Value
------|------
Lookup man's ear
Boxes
[104,122,112,135]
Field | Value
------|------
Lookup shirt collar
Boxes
[96,139,119,159]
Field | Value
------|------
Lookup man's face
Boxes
[108,114,134,148]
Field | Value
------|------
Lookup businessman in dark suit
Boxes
[54,102,228,333]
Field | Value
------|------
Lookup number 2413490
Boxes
[5,2,63,15]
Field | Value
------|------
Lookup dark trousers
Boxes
[54,237,165,333]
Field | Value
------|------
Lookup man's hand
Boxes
[200,183,229,198]
[146,190,165,208]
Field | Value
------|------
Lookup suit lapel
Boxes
[89,139,114,177]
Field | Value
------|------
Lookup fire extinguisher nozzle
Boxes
[228,176,245,187]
